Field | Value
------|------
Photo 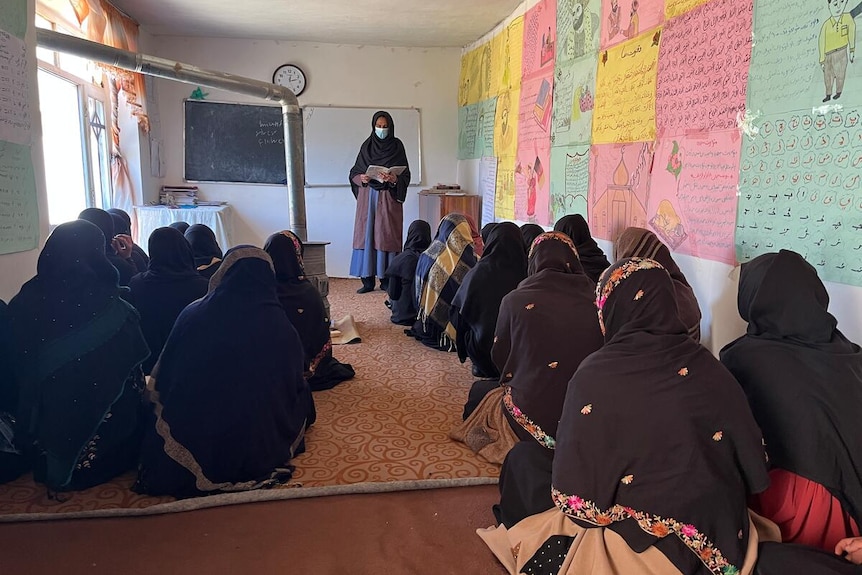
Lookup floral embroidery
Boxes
[595,258,666,335]
[713,431,724,442]
[525,303,536,310]
[511,542,521,561]
[678,367,689,377]
[297,308,304,314]
[634,289,645,300]
[621,474,634,485]
[581,404,593,415]
[552,487,739,575]
[528,231,579,259]
[548,361,559,369]
[503,386,555,449]
[309,339,332,376]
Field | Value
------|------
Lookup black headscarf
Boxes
[553,214,611,283]
[450,222,527,378]
[349,111,411,202]
[135,246,314,497]
[127,227,209,375]
[107,208,149,272]
[168,221,190,234]
[264,231,354,391]
[184,224,223,279]
[493,232,604,447]
[383,220,432,325]
[519,224,544,254]
[78,207,138,286]
[553,258,769,575]
[720,250,862,525]
[8,220,149,491]
[614,227,702,341]
[480,222,498,245]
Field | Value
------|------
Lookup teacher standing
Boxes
[349,111,411,294]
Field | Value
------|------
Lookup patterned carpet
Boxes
[0,277,500,519]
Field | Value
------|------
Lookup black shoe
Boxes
[834,92,842,100]
[823,95,832,102]
[356,285,373,294]
[356,277,375,294]
[379,278,389,292]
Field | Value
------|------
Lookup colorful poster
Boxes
[501,17,525,92]
[495,156,517,221]
[600,0,664,50]
[480,156,498,225]
[550,145,591,223]
[664,0,711,20]
[593,28,662,144]
[458,98,497,160]
[0,141,39,255]
[458,45,492,106]
[736,108,862,287]
[557,0,602,62]
[522,0,558,79]
[747,0,862,115]
[552,54,598,147]
[516,74,555,225]
[0,0,27,39]
[588,141,654,240]
[494,88,520,158]
[650,132,742,265]
[0,29,31,145]
[655,0,753,135]
[488,32,507,98]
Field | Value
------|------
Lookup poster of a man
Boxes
[819,0,857,102]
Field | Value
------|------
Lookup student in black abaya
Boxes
[481,222,498,246]
[0,299,26,484]
[107,208,149,272]
[135,246,314,498]
[184,224,223,279]
[127,227,209,375]
[382,220,432,325]
[168,221,190,234]
[519,223,544,254]
[78,207,139,286]
[264,230,355,391]
[451,222,527,381]
[553,213,611,283]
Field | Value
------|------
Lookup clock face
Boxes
[272,64,306,96]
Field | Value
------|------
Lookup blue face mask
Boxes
[375,127,389,139]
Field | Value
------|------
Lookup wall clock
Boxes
[272,64,307,96]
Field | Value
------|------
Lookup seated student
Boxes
[184,224,224,279]
[127,227,209,375]
[480,222,497,246]
[720,250,862,553]
[168,221,190,234]
[0,299,27,484]
[135,246,315,498]
[614,226,702,341]
[107,207,149,272]
[519,223,544,254]
[264,230,355,392]
[480,258,772,575]
[78,207,139,286]
[7,220,149,492]
[410,213,477,351]
[466,214,484,257]
[553,213,610,283]
[451,222,527,383]
[489,232,604,527]
[383,220,432,326]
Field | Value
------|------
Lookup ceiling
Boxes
[108,0,522,47]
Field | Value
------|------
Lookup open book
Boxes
[366,165,407,183]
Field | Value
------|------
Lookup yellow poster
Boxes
[495,155,517,221]
[592,27,662,144]
[502,16,524,92]
[488,32,506,98]
[494,88,520,158]
[458,47,481,106]
[664,0,710,19]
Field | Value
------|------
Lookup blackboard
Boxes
[302,106,421,187]
[184,100,287,185]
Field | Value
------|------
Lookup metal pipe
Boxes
[36,29,308,240]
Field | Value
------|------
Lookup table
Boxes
[133,205,234,253]
[418,190,481,230]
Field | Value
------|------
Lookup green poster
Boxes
[0,0,27,39]
[0,141,40,255]
[550,145,590,223]
[457,98,497,160]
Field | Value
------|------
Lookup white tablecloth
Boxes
[133,205,234,254]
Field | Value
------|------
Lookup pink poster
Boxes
[649,131,742,265]
[600,0,664,50]
[521,0,557,80]
[588,141,654,241]
[516,74,554,225]
[656,0,753,135]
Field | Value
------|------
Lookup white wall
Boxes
[146,37,460,277]
[0,0,50,302]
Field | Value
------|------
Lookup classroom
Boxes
[1,0,861,573]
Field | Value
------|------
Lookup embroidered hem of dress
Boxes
[503,386,556,449]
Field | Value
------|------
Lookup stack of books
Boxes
[160,185,198,207]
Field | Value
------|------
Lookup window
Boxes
[36,14,113,226]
